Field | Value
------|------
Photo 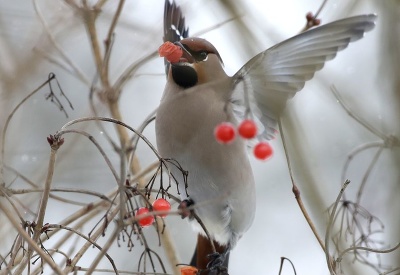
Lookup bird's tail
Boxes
[190,234,230,274]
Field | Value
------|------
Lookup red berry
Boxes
[181,266,198,275]
[152,198,171,218]
[254,142,273,160]
[238,119,257,139]
[136,207,154,227]
[158,41,183,63]
[214,122,236,144]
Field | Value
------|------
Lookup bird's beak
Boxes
[174,41,195,64]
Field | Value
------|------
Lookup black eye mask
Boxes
[181,44,208,62]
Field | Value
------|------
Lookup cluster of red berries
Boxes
[136,198,171,227]
[214,119,273,160]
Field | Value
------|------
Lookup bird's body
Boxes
[156,58,256,248]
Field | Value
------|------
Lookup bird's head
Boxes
[168,37,226,88]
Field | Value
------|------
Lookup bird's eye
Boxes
[193,51,208,61]
[199,51,208,60]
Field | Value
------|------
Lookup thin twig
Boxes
[337,241,400,261]
[0,201,64,275]
[57,129,120,183]
[13,141,61,274]
[331,85,386,140]
[3,187,113,203]
[278,257,297,275]
[72,267,172,275]
[33,0,90,85]
[1,75,55,176]
[355,146,384,204]
[58,116,161,159]
[380,267,400,275]
[63,205,119,273]
[82,5,106,86]
[0,186,25,223]
[103,0,125,81]
[278,119,327,252]
[325,180,351,275]
[4,164,92,206]
[33,146,58,241]
[86,226,121,274]
[300,0,328,32]
[47,224,118,274]
[340,141,384,185]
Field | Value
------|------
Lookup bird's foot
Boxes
[206,252,229,275]
[178,199,195,219]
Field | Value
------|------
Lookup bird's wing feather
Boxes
[231,14,377,140]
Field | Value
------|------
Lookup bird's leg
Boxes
[206,248,230,275]
[178,198,195,219]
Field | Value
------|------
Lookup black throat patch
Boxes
[171,64,198,88]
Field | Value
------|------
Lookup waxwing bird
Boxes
[156,1,376,273]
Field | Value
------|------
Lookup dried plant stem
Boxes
[83,7,107,86]
[34,147,58,240]
[325,180,350,275]
[107,100,141,172]
[156,217,181,275]
[331,85,386,139]
[103,0,125,81]
[355,146,384,204]
[93,0,108,11]
[337,241,400,261]
[340,141,384,184]
[3,165,95,206]
[314,0,329,19]
[278,119,327,253]
[33,0,90,85]
[300,0,329,32]
[0,200,64,275]
[47,161,156,273]
[13,144,59,274]
[4,187,113,202]
[48,224,118,273]
[79,225,120,275]
[292,184,326,251]
[45,161,158,241]
[37,161,159,258]
[0,186,25,223]
[380,267,400,275]
[79,1,143,177]
[63,1,181,272]
[63,205,120,273]
[84,151,127,274]
[1,75,54,175]
[278,257,297,275]
[59,117,161,159]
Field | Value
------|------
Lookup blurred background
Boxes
[0,0,399,274]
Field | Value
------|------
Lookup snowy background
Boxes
[0,0,399,274]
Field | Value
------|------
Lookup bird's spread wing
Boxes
[231,14,377,140]
[163,0,189,75]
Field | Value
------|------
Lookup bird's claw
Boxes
[206,252,228,274]
[178,199,194,219]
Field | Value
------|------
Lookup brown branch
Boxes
[103,0,126,82]
[0,201,64,275]
[278,119,327,253]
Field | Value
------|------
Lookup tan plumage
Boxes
[157,6,376,272]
